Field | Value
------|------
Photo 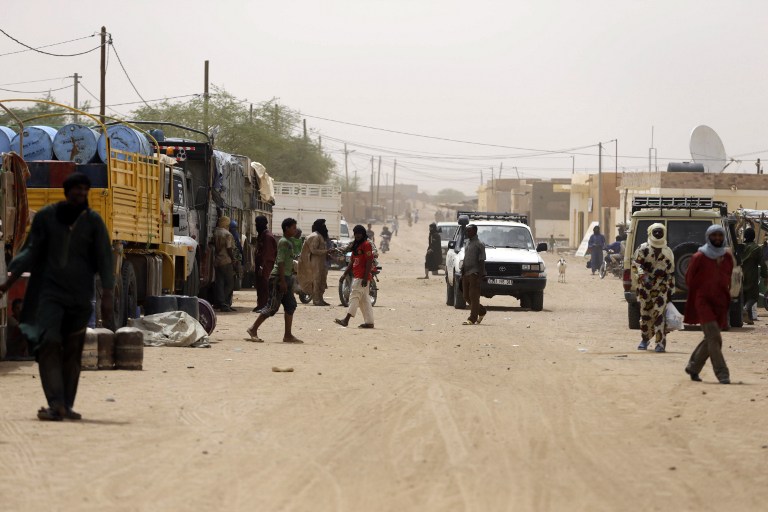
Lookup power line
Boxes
[0,76,70,86]
[0,84,73,94]
[109,41,149,107]
[79,81,128,118]
[0,29,100,57]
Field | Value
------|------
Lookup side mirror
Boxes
[448,241,456,250]
[536,242,548,252]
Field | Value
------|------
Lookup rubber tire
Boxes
[599,260,607,279]
[369,280,378,307]
[530,291,544,312]
[628,302,641,330]
[453,275,466,309]
[298,292,312,304]
[672,242,700,293]
[122,261,138,325]
[727,293,744,330]
[338,276,351,307]
[520,294,531,309]
[446,277,455,306]
[182,259,200,297]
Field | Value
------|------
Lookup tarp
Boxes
[575,221,599,257]
[128,311,211,348]
[251,161,275,204]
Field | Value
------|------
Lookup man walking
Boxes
[0,173,114,421]
[212,216,236,312]
[588,225,606,275]
[633,223,675,352]
[461,224,487,325]
[740,227,765,325]
[246,218,303,343]
[253,215,277,311]
[298,219,330,306]
[684,225,732,384]
[335,225,375,329]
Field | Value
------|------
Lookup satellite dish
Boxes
[689,125,727,173]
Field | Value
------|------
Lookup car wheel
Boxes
[530,291,544,311]
[628,302,641,330]
[727,292,744,329]
[453,275,466,309]
[446,275,455,306]
[672,242,701,293]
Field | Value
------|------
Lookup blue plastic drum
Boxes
[0,126,17,153]
[97,125,152,162]
[53,124,101,164]
[10,126,58,161]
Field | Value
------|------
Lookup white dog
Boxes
[557,258,567,283]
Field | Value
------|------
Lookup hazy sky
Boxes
[4,1,767,193]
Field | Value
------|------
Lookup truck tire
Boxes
[727,293,744,330]
[672,242,700,292]
[628,302,641,330]
[122,261,139,325]
[520,294,531,309]
[446,276,455,306]
[530,291,544,312]
[338,275,351,307]
[453,275,466,309]
[182,259,200,297]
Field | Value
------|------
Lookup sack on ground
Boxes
[665,303,684,331]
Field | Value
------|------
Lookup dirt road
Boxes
[2,211,767,511]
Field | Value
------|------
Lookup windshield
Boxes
[439,225,458,241]
[340,222,349,238]
[476,225,534,249]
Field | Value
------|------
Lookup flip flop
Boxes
[334,319,349,327]
[244,337,265,343]
[462,320,475,325]
[37,407,63,422]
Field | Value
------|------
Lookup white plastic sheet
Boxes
[128,311,210,348]
[665,303,684,331]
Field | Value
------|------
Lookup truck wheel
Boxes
[446,276,455,306]
[122,261,138,325]
[453,275,466,309]
[182,259,200,297]
[628,302,641,330]
[530,291,544,312]
[727,292,744,330]
[338,276,351,307]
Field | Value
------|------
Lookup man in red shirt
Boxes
[335,225,374,328]
[684,225,732,384]
[253,215,277,311]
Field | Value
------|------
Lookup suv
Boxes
[445,212,548,311]
[623,197,743,329]
[437,221,459,268]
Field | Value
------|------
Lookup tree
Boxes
[435,188,466,203]
[130,87,335,184]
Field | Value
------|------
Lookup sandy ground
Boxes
[2,209,768,512]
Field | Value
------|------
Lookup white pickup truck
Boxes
[445,212,549,311]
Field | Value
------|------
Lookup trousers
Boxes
[462,273,487,323]
[687,321,730,381]
[347,278,374,324]
[214,263,234,307]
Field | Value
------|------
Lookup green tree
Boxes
[130,87,334,184]
[435,188,466,203]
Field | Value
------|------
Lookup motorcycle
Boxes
[338,248,381,307]
[379,234,391,253]
[599,249,623,279]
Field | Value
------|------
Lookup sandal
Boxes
[462,320,475,325]
[358,324,374,329]
[334,319,349,327]
[37,407,63,422]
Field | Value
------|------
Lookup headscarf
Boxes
[217,216,230,229]
[744,227,756,243]
[698,225,727,259]
[429,222,437,233]
[312,219,329,241]
[351,224,368,253]
[255,215,269,233]
[646,222,667,249]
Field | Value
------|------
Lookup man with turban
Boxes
[633,223,675,352]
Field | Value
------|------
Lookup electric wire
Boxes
[0,76,70,86]
[0,84,73,94]
[0,29,100,57]
[79,81,128,118]
[108,41,149,107]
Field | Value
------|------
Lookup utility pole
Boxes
[370,156,374,208]
[318,136,322,150]
[499,161,503,180]
[392,159,397,218]
[571,155,575,174]
[615,139,618,180]
[99,26,106,124]
[303,119,307,141]
[598,142,603,228]
[376,156,382,207]
[249,104,253,123]
[203,60,210,135]
[344,143,350,220]
[72,73,80,122]
[353,170,358,219]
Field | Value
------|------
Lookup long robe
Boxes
[297,232,328,300]
[741,241,766,303]
[633,242,675,345]
[425,231,442,271]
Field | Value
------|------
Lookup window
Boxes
[439,225,458,241]
[632,219,712,251]
[476,225,534,249]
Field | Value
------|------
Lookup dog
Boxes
[557,258,567,283]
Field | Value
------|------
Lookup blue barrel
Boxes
[53,124,101,164]
[98,125,152,162]
[0,126,17,153]
[10,126,58,161]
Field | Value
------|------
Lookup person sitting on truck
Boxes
[253,215,277,312]
[0,172,115,421]
[247,218,303,344]
[213,216,236,312]
[298,219,330,306]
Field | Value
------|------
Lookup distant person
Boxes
[740,227,766,325]
[253,215,277,311]
[683,225,733,384]
[587,225,606,275]
[366,223,375,244]
[0,172,114,421]
[298,219,330,306]
[213,216,236,312]
[548,234,556,253]
[392,216,399,237]
[606,236,624,265]
[461,224,487,325]
[335,224,375,328]
[633,224,675,352]
[414,209,420,224]
[419,223,442,279]
[229,219,244,289]
[247,218,303,343]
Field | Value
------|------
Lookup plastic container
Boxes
[172,295,200,321]
[97,125,152,162]
[10,126,58,161]
[115,327,143,370]
[0,126,17,153]
[144,295,178,315]
[53,124,101,164]
[94,326,115,370]
[82,329,99,370]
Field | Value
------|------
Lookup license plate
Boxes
[488,278,513,286]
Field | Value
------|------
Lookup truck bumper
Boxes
[481,277,546,297]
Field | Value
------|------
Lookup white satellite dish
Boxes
[690,125,727,173]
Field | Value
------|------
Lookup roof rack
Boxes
[457,211,528,225]
[631,196,728,216]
